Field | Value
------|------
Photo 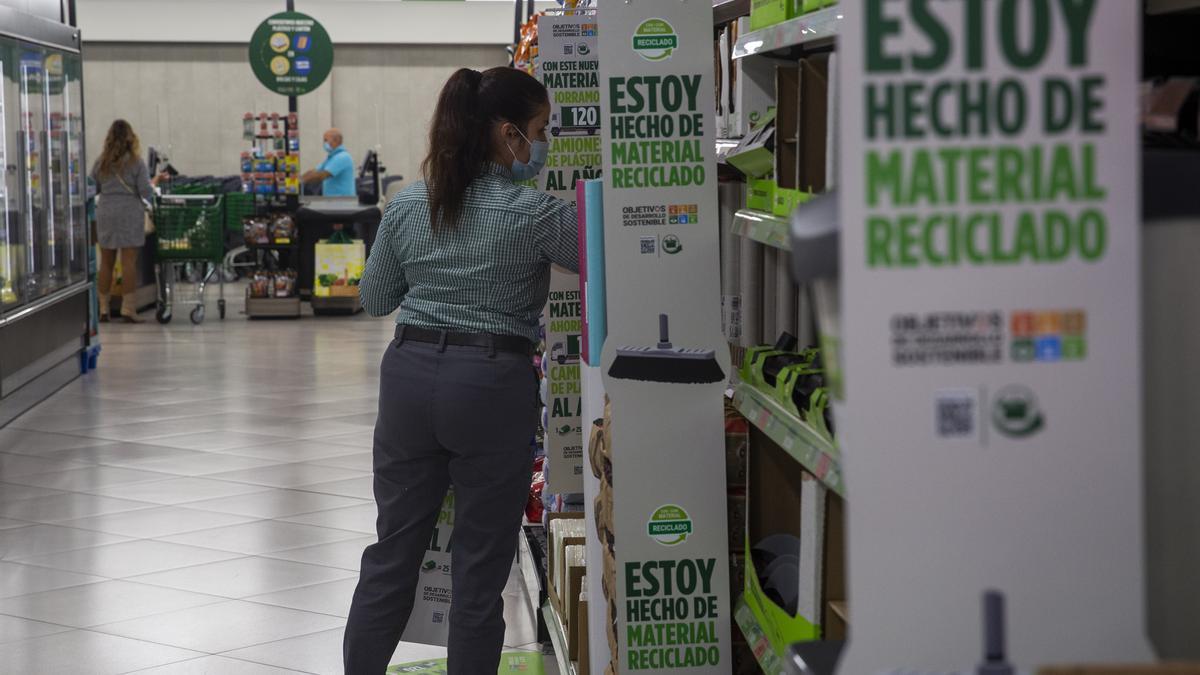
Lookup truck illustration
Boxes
[550,105,599,137]
[550,335,582,365]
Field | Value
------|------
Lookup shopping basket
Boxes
[153,194,226,324]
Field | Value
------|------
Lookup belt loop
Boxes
[487,334,497,359]
[395,324,407,348]
[437,330,448,353]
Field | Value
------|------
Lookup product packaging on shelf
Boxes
[727,120,776,178]
[731,22,777,137]
[243,216,270,246]
[774,63,806,216]
[797,54,830,195]
[578,581,591,675]
[801,0,837,13]
[270,214,296,243]
[742,437,829,655]
[249,270,271,299]
[272,271,297,298]
[747,177,776,212]
[749,0,798,31]
[247,269,298,299]
[564,544,587,661]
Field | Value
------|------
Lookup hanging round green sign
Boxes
[249,11,333,96]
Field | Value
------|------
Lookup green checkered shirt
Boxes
[360,163,579,342]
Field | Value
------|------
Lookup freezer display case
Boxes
[0,7,90,427]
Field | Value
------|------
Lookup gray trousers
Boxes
[344,337,538,674]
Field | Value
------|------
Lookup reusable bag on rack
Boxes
[313,229,365,297]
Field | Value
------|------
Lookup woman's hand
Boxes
[151,172,170,186]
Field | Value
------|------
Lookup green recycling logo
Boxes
[647,504,692,546]
[992,384,1045,438]
[662,234,682,255]
[632,19,678,62]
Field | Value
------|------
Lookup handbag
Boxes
[115,172,155,235]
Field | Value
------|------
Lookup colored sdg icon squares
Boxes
[1062,336,1087,360]
[1035,336,1062,362]
[688,204,699,224]
[1062,310,1086,336]
[1035,311,1062,336]
[1010,312,1035,338]
[1011,339,1036,362]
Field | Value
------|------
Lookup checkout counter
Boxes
[294,196,382,314]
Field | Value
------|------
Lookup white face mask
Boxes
[507,126,548,181]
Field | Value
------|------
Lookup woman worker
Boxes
[345,67,579,674]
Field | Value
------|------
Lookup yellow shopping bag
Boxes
[313,237,365,298]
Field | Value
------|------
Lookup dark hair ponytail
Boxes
[422,67,548,230]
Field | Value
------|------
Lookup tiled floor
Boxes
[0,292,546,674]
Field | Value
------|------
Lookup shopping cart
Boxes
[153,194,226,324]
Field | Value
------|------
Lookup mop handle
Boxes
[984,590,1005,662]
[657,313,672,349]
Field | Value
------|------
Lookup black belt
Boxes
[394,324,534,357]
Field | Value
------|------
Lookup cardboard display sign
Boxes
[538,12,600,494]
[599,1,732,671]
[838,2,1151,672]
[544,272,585,491]
[399,491,455,646]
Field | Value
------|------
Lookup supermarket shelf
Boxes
[542,601,577,675]
[733,381,845,497]
[518,527,542,625]
[733,5,844,59]
[733,209,790,251]
[735,596,786,675]
[714,0,750,25]
[829,601,848,623]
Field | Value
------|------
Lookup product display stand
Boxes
[597,2,734,673]
[240,113,302,319]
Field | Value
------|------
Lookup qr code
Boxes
[640,237,657,255]
[935,390,976,438]
[432,611,445,624]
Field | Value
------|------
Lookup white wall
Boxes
[82,42,508,185]
[76,0,556,44]
[0,0,63,22]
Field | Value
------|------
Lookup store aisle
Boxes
[0,298,545,674]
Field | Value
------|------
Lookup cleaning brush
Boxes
[607,314,726,384]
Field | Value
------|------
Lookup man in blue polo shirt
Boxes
[302,128,355,196]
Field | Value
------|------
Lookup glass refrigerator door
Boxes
[0,42,19,313]
[17,46,47,302]
[44,51,72,290]
[63,54,86,283]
